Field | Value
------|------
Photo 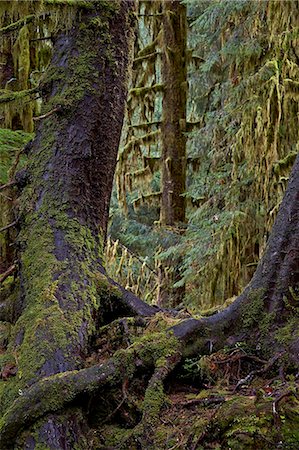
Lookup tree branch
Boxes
[0,265,16,284]
[0,221,17,234]
[0,181,16,192]
[0,88,39,105]
[30,36,52,42]
[0,360,117,446]
[133,51,161,66]
[0,15,35,35]
[33,106,62,121]
[129,84,164,98]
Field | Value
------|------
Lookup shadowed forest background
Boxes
[0,0,298,449]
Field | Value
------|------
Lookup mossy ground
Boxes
[99,365,299,449]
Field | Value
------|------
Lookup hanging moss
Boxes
[0,15,35,35]
[177,0,299,308]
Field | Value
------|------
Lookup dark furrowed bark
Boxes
[1,1,137,447]
[18,0,136,381]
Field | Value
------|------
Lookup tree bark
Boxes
[158,0,187,308]
[0,2,298,448]
[161,0,187,227]
[1,2,138,447]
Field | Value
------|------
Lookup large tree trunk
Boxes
[0,2,139,447]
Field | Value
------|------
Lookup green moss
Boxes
[0,88,37,104]
[259,311,276,336]
[95,272,122,301]
[100,425,132,448]
[275,317,299,345]
[273,151,298,174]
[45,0,93,7]
[130,84,164,98]
[241,289,265,329]
[0,128,32,183]
[280,395,299,446]
[43,2,119,114]
[0,322,11,350]
[0,14,36,35]
[142,378,165,426]
[1,205,106,413]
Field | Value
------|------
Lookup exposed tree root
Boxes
[1,257,298,448]
[106,275,160,318]
[1,280,296,447]
[138,352,182,449]
[0,330,180,447]
[0,360,117,446]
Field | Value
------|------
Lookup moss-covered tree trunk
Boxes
[161,1,187,226]
[158,0,187,307]
[0,2,137,447]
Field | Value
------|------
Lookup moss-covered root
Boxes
[139,352,181,449]
[0,360,117,447]
[0,331,181,448]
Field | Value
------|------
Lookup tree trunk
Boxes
[158,0,187,307]
[1,2,138,447]
[174,152,299,363]
[161,0,187,226]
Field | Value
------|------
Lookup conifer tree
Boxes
[113,0,187,307]
[0,1,298,448]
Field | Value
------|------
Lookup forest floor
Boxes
[97,347,299,449]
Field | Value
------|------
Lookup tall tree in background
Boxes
[178,0,299,308]
[160,0,187,227]
[111,0,187,307]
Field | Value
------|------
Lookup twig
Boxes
[33,106,61,121]
[181,396,225,408]
[234,352,285,392]
[0,192,13,201]
[0,181,15,192]
[0,221,17,234]
[0,265,16,283]
[30,36,52,42]
[101,379,128,424]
